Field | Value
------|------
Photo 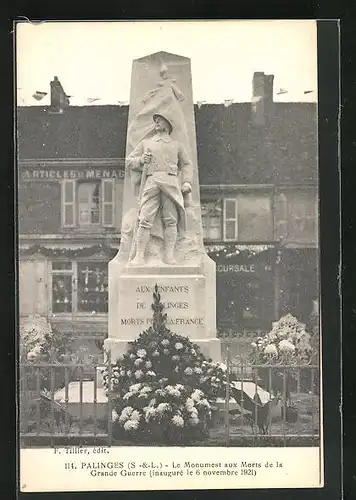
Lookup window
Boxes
[78,182,101,225]
[287,192,318,242]
[62,179,115,228]
[223,195,273,241]
[201,202,222,240]
[51,261,108,315]
[275,190,318,243]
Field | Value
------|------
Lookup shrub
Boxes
[250,314,316,399]
[20,314,73,392]
[20,314,72,363]
[251,313,313,363]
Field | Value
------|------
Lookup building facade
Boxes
[17,74,318,355]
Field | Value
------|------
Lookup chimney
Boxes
[251,72,274,126]
[50,76,70,113]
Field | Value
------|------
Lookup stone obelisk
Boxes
[104,51,220,362]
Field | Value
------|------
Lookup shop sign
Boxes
[216,262,273,274]
[20,168,125,181]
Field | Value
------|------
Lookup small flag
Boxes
[86,97,100,103]
[277,88,288,95]
[304,90,314,94]
[32,91,47,101]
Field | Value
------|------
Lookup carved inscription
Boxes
[120,283,204,328]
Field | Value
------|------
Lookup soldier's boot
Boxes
[164,226,178,265]
[130,227,150,265]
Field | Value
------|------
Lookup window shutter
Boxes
[62,180,75,227]
[274,192,288,240]
[102,179,115,226]
[223,198,238,241]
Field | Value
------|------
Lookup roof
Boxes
[17,102,317,184]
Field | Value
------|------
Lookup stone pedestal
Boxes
[105,255,220,362]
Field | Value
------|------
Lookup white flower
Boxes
[152,350,160,357]
[194,367,202,374]
[175,342,183,350]
[145,360,152,368]
[26,351,37,361]
[189,416,199,426]
[33,345,42,355]
[147,371,156,377]
[161,339,169,346]
[264,344,278,356]
[148,398,156,407]
[119,406,133,422]
[134,370,144,379]
[218,363,227,372]
[130,410,141,421]
[121,406,133,416]
[172,355,180,362]
[112,409,119,421]
[172,415,184,427]
[165,386,181,397]
[199,377,208,384]
[123,392,134,400]
[157,402,171,414]
[191,349,196,356]
[155,389,166,397]
[129,353,135,359]
[279,340,295,352]
[137,349,147,358]
[189,407,198,416]
[163,349,169,355]
[120,370,126,376]
[191,389,204,401]
[123,419,139,431]
[129,383,142,393]
[134,358,143,366]
[197,398,210,408]
[144,407,156,422]
[185,398,195,409]
[140,386,152,394]
[174,366,179,372]
[184,367,193,375]
[175,384,184,391]
[126,370,132,377]
[251,342,257,348]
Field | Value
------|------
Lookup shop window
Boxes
[201,202,222,240]
[61,179,115,228]
[77,262,108,313]
[223,195,273,242]
[52,262,73,313]
[51,261,108,315]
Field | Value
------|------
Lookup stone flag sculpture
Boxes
[118,52,204,266]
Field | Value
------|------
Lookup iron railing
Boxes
[19,344,320,447]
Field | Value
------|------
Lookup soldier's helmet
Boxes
[153,113,174,135]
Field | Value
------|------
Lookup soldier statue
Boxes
[127,112,193,265]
